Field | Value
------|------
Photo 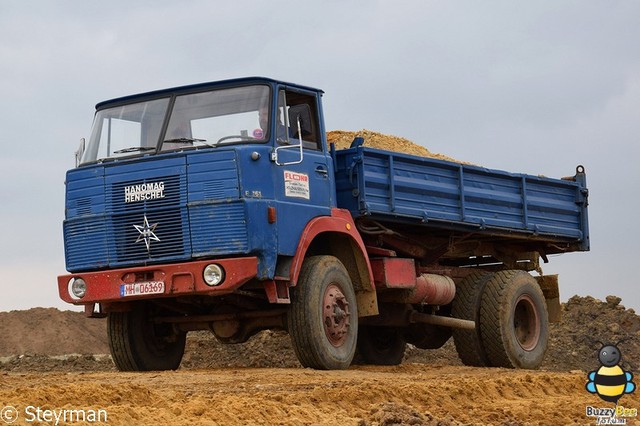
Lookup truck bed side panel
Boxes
[334,147,589,251]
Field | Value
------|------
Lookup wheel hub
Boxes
[513,294,541,351]
[323,284,351,347]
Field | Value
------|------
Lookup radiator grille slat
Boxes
[111,209,187,262]
[64,218,109,270]
[190,203,248,256]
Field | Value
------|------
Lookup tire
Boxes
[479,270,549,369]
[451,271,494,367]
[287,255,358,370]
[108,302,186,371]
[356,326,406,366]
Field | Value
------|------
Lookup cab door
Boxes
[272,87,334,255]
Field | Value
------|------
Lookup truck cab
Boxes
[59,77,375,371]
[68,77,335,277]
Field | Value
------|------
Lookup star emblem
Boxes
[133,214,160,252]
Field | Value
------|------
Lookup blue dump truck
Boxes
[58,77,589,371]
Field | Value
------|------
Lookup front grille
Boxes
[64,152,249,272]
[107,174,189,265]
[111,209,187,263]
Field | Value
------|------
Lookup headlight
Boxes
[69,278,87,299]
[203,264,225,286]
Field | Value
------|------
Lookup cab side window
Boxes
[278,90,320,150]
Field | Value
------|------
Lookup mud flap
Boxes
[535,275,561,323]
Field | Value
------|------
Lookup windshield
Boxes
[82,98,170,164]
[80,84,271,164]
[162,85,270,151]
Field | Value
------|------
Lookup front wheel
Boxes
[287,256,358,370]
[108,302,186,371]
[479,270,549,369]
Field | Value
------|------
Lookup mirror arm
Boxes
[75,138,86,167]
[271,116,304,166]
[296,115,303,161]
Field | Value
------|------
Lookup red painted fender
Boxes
[289,208,375,294]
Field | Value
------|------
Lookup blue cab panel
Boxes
[64,144,332,275]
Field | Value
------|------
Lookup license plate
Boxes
[120,281,165,297]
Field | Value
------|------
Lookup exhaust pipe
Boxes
[380,273,456,305]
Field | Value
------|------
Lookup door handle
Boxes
[315,166,328,176]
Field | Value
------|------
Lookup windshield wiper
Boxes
[113,146,156,154]
[162,137,214,149]
[163,138,207,144]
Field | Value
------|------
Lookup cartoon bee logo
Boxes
[586,342,636,404]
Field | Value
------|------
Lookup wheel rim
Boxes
[513,294,540,351]
[323,283,351,347]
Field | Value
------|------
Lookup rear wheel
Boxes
[480,270,548,369]
[356,326,406,365]
[108,302,186,371]
[288,256,358,370]
[451,271,494,366]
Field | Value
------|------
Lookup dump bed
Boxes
[333,145,589,253]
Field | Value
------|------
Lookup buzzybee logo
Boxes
[585,340,637,424]
[586,342,635,404]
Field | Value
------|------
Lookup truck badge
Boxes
[124,181,165,203]
[133,214,160,252]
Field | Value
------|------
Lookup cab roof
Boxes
[95,77,324,110]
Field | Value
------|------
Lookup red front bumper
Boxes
[58,257,258,305]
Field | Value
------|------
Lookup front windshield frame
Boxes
[79,83,273,165]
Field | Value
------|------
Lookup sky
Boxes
[1,1,639,313]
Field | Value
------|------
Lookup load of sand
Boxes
[327,129,468,163]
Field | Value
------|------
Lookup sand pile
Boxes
[327,129,468,163]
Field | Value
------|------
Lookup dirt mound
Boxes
[181,330,299,369]
[0,353,114,373]
[367,402,465,426]
[546,295,640,372]
[327,129,469,163]
[0,308,108,356]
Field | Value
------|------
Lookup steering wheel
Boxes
[216,135,251,144]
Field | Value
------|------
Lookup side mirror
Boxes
[75,138,86,167]
[271,104,313,166]
[288,104,313,138]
